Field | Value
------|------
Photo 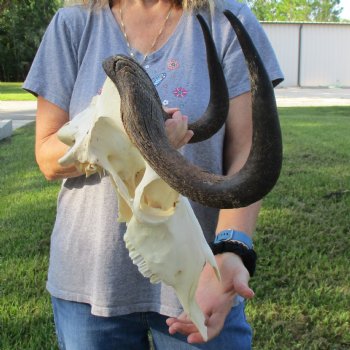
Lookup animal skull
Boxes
[57,10,283,342]
[57,77,220,340]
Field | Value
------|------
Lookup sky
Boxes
[339,0,350,19]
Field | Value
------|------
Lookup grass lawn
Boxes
[0,107,349,349]
[0,82,36,101]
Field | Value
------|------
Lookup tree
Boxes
[0,0,62,81]
[246,0,343,22]
[246,0,279,21]
[310,0,342,21]
[0,1,11,15]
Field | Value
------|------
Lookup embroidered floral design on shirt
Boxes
[167,59,179,70]
[173,87,188,98]
[162,100,169,106]
[152,73,167,87]
[179,102,185,109]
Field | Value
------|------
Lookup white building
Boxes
[261,22,350,87]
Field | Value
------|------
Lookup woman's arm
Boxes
[36,98,193,181]
[35,97,82,180]
[216,91,261,235]
[167,91,260,343]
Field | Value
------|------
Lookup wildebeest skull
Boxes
[57,11,282,340]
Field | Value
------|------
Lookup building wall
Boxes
[261,22,350,87]
[262,24,300,87]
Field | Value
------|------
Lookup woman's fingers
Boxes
[165,111,193,148]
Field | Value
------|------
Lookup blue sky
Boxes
[339,0,350,19]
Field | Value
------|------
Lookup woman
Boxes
[23,0,283,349]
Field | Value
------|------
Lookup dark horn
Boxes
[104,16,229,144]
[102,11,282,208]
[188,14,229,143]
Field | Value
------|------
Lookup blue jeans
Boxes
[51,296,252,350]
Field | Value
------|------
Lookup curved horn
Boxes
[103,16,229,144]
[189,14,229,143]
[103,11,282,208]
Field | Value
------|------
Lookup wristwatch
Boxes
[210,229,257,277]
[213,229,253,249]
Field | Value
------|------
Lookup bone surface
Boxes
[57,77,219,341]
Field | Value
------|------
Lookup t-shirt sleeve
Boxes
[22,9,79,112]
[221,4,284,99]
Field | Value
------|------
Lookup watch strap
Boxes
[214,229,253,249]
[209,241,257,277]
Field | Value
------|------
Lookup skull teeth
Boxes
[150,275,161,284]
[125,238,156,281]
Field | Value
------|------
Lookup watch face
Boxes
[214,230,233,243]
[214,230,253,249]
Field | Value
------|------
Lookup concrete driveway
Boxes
[0,100,37,130]
[275,87,350,107]
[1,88,350,132]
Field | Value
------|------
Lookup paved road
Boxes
[275,87,350,107]
[0,100,37,130]
[1,88,350,131]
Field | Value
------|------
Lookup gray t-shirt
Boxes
[24,1,283,317]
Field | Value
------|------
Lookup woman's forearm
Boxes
[35,97,82,181]
[216,201,261,237]
[35,133,81,180]
[216,92,261,237]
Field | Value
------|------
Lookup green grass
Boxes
[0,82,36,101]
[249,107,350,350]
[0,123,59,349]
[1,107,349,349]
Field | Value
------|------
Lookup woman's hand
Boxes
[164,107,194,149]
[166,253,255,344]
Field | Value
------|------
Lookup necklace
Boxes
[119,2,173,64]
